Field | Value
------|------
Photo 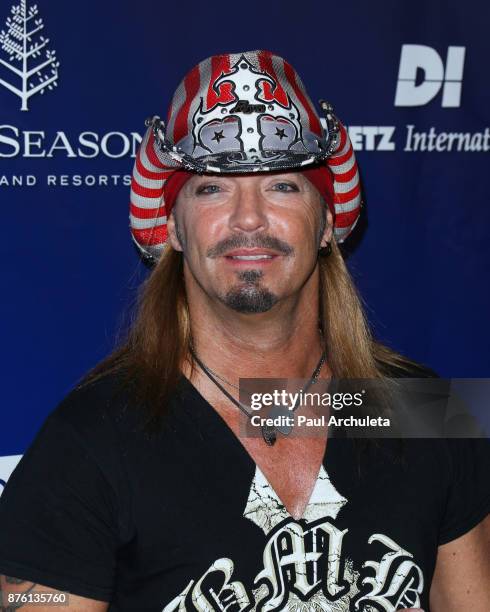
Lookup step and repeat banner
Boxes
[1,0,489,481]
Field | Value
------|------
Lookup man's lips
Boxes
[223,248,280,263]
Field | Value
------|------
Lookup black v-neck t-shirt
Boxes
[0,371,489,611]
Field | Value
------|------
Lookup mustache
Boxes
[206,234,295,258]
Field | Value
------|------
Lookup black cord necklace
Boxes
[190,346,327,446]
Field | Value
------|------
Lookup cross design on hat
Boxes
[190,55,304,160]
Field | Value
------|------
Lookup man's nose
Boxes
[228,184,269,233]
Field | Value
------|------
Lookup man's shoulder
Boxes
[50,368,135,436]
[50,367,185,439]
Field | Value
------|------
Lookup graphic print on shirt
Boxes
[162,466,424,611]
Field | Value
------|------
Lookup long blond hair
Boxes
[79,239,423,431]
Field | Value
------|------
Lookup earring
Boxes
[318,242,332,257]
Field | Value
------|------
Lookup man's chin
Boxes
[221,286,279,314]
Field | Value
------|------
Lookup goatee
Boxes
[222,269,278,314]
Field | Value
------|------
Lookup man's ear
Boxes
[166,211,184,252]
[319,208,334,248]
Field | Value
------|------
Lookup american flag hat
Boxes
[130,50,362,262]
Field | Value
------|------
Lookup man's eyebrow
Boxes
[264,172,302,180]
[186,174,304,191]
[193,175,228,183]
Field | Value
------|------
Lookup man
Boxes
[0,50,488,612]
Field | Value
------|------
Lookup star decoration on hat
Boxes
[275,127,287,140]
[212,130,225,143]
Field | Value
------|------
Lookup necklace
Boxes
[196,327,327,392]
[189,346,327,446]
[196,363,243,391]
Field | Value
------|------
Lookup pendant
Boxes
[261,424,277,446]
[261,404,295,446]
[267,405,294,435]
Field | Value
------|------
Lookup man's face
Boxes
[167,172,333,314]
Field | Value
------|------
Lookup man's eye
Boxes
[272,182,299,192]
[196,184,221,194]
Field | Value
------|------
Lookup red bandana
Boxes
[163,167,336,219]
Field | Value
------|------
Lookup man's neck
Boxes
[185,271,326,383]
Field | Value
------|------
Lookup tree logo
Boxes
[0,0,60,111]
